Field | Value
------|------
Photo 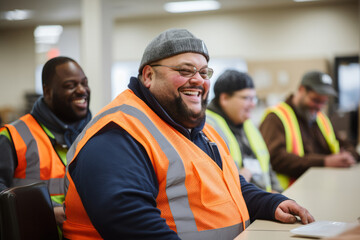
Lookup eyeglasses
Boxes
[235,95,258,104]
[150,64,214,80]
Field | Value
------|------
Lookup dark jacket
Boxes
[69,77,288,240]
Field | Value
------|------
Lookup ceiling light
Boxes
[34,25,63,45]
[2,9,33,21]
[293,0,320,2]
[164,0,221,13]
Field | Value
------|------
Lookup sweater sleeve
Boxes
[240,175,288,223]
[69,124,180,240]
[0,129,17,191]
[335,129,360,162]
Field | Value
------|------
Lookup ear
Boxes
[219,93,231,106]
[142,65,154,89]
[42,85,52,105]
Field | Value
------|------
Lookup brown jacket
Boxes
[259,95,359,178]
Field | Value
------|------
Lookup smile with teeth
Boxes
[73,98,86,104]
[182,90,201,97]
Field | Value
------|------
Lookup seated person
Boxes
[207,69,282,192]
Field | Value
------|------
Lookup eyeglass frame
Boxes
[149,64,214,80]
[233,94,258,104]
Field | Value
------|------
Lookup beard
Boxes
[159,92,208,129]
[52,92,90,123]
[295,104,317,125]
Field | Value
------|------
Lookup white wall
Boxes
[113,2,359,62]
[0,27,35,116]
[0,1,358,122]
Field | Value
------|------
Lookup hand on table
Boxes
[324,151,356,168]
[275,200,314,224]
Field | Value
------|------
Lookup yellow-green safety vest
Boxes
[263,102,339,189]
[206,109,272,192]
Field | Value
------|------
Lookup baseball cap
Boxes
[301,71,337,96]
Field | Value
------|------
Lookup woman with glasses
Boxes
[206,70,283,193]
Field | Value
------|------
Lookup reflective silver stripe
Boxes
[49,178,66,194]
[12,119,40,180]
[67,104,196,231]
[206,114,230,147]
[120,104,197,233]
[65,106,123,193]
[11,119,65,195]
[178,223,243,240]
[67,103,248,237]
[67,106,122,163]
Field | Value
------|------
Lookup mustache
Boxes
[71,94,89,99]
[178,86,204,93]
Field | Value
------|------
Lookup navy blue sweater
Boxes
[69,77,288,240]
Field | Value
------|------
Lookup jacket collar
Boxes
[31,97,92,147]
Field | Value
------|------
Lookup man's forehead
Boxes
[54,61,83,77]
[308,90,329,99]
[160,52,208,64]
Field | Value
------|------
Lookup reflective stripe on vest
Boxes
[206,110,241,165]
[3,114,66,200]
[264,102,340,189]
[206,110,272,192]
[316,112,340,153]
[64,90,250,240]
[272,103,304,156]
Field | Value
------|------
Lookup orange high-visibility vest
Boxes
[1,114,66,200]
[263,102,339,189]
[63,89,250,240]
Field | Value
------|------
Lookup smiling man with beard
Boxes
[62,29,314,240]
[260,70,359,190]
[0,56,91,230]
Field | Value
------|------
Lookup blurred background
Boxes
[0,0,359,146]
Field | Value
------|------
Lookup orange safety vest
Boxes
[1,114,66,198]
[63,89,250,240]
[264,102,339,189]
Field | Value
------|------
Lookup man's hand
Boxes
[324,151,356,168]
[54,205,66,228]
[239,167,252,182]
[275,200,314,224]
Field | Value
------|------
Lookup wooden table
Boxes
[234,164,360,239]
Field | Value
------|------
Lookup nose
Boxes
[249,100,256,108]
[314,100,327,111]
[189,72,205,85]
[76,83,87,94]
[314,104,323,112]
